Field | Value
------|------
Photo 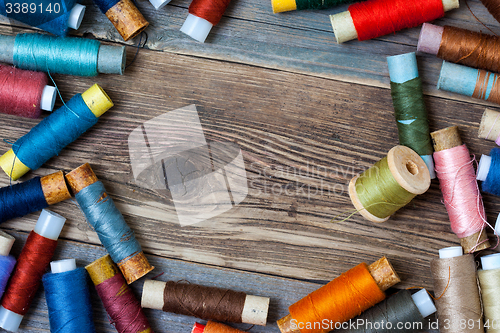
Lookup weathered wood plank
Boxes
[0,47,497,292]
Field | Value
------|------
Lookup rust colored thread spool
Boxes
[66,163,153,284]
[94,0,149,41]
[141,280,270,326]
[277,257,400,333]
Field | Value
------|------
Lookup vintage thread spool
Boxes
[478,254,500,333]
[477,147,500,197]
[437,61,500,106]
[192,321,246,333]
[430,246,483,333]
[0,0,85,36]
[276,256,401,333]
[85,254,153,333]
[0,84,113,181]
[0,209,66,332]
[329,0,459,43]
[419,23,500,74]
[348,145,431,223]
[272,0,362,13]
[478,108,500,145]
[387,52,435,179]
[0,64,56,118]
[0,170,71,223]
[42,259,96,333]
[335,289,436,333]
[431,126,490,252]
[141,280,270,326]
[180,0,231,43]
[0,231,16,300]
[66,163,154,284]
[0,33,126,76]
[93,0,149,41]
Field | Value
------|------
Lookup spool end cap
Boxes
[481,253,500,271]
[0,306,23,332]
[180,14,213,43]
[149,0,171,10]
[439,246,463,258]
[477,154,491,181]
[34,209,66,241]
[41,85,56,111]
[51,259,76,273]
[411,289,436,318]
[67,4,86,30]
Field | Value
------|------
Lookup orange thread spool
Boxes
[193,321,245,333]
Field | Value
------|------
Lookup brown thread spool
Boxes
[479,108,500,144]
[430,247,483,333]
[141,280,270,326]
[277,257,400,333]
[431,126,490,253]
[479,0,500,25]
[66,163,153,284]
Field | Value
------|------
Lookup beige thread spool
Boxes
[479,108,500,144]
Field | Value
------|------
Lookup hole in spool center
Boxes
[406,161,419,175]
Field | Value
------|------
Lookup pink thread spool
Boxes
[431,126,490,253]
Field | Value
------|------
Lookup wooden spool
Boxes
[106,0,149,41]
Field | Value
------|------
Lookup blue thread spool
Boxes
[0,171,71,223]
[0,0,85,36]
[66,163,154,284]
[92,0,148,41]
[0,84,113,181]
[0,33,126,76]
[43,259,96,333]
[477,147,500,197]
[0,231,16,300]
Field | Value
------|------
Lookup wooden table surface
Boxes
[1,0,499,331]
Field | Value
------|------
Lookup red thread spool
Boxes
[85,255,153,333]
[180,0,231,42]
[0,64,56,118]
[329,0,459,43]
[192,321,246,333]
[0,209,66,332]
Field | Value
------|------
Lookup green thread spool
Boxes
[349,146,431,223]
[387,52,435,179]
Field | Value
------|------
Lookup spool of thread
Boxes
[0,231,16,300]
[0,0,85,36]
[348,145,431,223]
[329,0,459,43]
[0,84,114,181]
[335,289,436,333]
[478,108,500,145]
[478,0,500,25]
[478,254,500,333]
[141,280,270,326]
[66,163,153,284]
[0,33,126,76]
[0,171,71,223]
[419,24,500,74]
[192,321,246,333]
[276,256,401,333]
[477,148,500,197]
[0,64,56,118]
[85,254,153,333]
[180,0,231,43]
[93,0,148,41]
[272,0,362,13]
[437,61,500,106]
[387,52,435,179]
[431,126,490,253]
[430,246,483,333]
[0,209,66,332]
[42,259,96,333]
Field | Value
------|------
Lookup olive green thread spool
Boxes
[349,145,431,223]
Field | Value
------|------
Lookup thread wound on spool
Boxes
[2,232,58,315]
[202,321,246,333]
[295,0,362,10]
[479,0,500,25]
[349,0,444,41]
[189,0,231,26]
[482,148,500,196]
[0,64,48,118]
[430,254,483,333]
[0,256,15,300]
[478,266,500,333]
[13,33,100,76]
[0,177,48,223]
[43,268,96,333]
[288,263,386,333]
